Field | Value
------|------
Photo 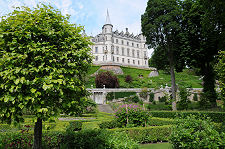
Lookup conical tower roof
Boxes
[105,9,111,24]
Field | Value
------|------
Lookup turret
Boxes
[102,9,113,34]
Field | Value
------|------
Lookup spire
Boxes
[105,9,111,24]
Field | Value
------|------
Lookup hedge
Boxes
[109,125,172,143]
[150,111,225,123]
[99,118,174,129]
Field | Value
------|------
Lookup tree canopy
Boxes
[0,4,92,148]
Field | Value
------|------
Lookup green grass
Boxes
[86,65,202,88]
[139,143,172,149]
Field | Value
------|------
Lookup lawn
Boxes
[85,65,202,88]
[139,143,172,149]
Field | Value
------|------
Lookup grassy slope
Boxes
[86,65,202,88]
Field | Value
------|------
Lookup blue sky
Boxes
[0,0,153,56]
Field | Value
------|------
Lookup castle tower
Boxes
[102,9,113,63]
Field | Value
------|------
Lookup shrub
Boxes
[148,118,175,126]
[115,104,150,127]
[110,125,171,143]
[124,95,140,103]
[149,92,154,102]
[95,71,119,88]
[62,129,138,149]
[66,121,82,132]
[147,103,172,111]
[177,87,190,110]
[199,91,213,109]
[193,93,198,101]
[159,96,167,102]
[98,120,122,129]
[170,115,225,148]
[125,75,133,83]
[150,111,225,123]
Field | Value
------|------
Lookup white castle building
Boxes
[90,11,149,68]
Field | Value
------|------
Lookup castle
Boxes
[90,10,149,68]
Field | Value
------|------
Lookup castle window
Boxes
[122,47,124,56]
[106,36,107,40]
[116,39,118,43]
[122,58,124,63]
[113,56,115,61]
[112,38,114,43]
[116,46,119,54]
[117,57,119,62]
[137,50,139,58]
[128,59,130,64]
[132,49,135,57]
[127,42,129,46]
[103,56,104,61]
[127,48,130,56]
[95,56,98,61]
[121,40,124,45]
[106,55,107,60]
[133,60,135,64]
[137,44,139,48]
[145,61,147,65]
[132,43,134,47]
[105,28,107,33]
[138,60,140,65]
[95,47,98,53]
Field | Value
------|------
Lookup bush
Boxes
[95,71,119,88]
[199,91,213,109]
[125,75,133,83]
[115,104,150,127]
[177,87,190,110]
[193,93,198,101]
[148,118,175,126]
[147,103,172,111]
[66,121,82,132]
[124,95,140,103]
[98,120,122,129]
[62,129,138,149]
[170,115,225,148]
[159,96,167,102]
[110,125,171,143]
[149,92,154,102]
[150,111,225,123]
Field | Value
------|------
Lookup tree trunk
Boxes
[33,118,42,149]
[168,48,177,111]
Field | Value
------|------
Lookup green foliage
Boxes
[177,87,190,110]
[193,93,198,101]
[95,71,119,88]
[199,91,213,109]
[159,96,167,103]
[148,118,175,126]
[170,115,225,148]
[216,51,225,109]
[111,125,171,143]
[124,95,140,103]
[139,87,148,101]
[150,111,225,123]
[115,104,150,127]
[98,120,121,129]
[0,4,92,124]
[62,129,138,149]
[149,92,154,102]
[66,121,82,132]
[147,103,172,111]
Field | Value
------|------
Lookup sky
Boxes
[0,0,153,56]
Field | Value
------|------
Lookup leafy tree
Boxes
[148,46,169,71]
[0,4,92,149]
[179,0,225,107]
[95,71,119,88]
[216,51,225,109]
[177,87,190,110]
[142,0,182,110]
